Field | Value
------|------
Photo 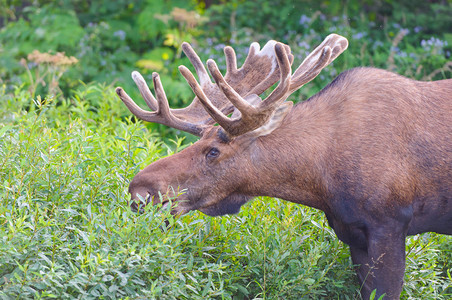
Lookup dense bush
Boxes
[0,0,451,298]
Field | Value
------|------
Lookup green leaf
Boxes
[369,289,377,300]
[0,125,13,137]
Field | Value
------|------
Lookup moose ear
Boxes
[247,101,293,138]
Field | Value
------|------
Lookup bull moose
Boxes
[115,34,452,299]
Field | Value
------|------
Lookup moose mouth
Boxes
[129,193,171,214]
[129,192,251,217]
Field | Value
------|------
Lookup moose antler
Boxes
[181,34,348,136]
[116,41,294,136]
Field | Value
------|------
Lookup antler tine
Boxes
[289,34,348,93]
[152,72,172,117]
[116,87,156,121]
[131,71,158,111]
[181,42,211,86]
[178,65,232,129]
[245,41,294,96]
[289,47,333,93]
[241,42,261,70]
[223,46,238,77]
[207,59,256,115]
[257,43,292,110]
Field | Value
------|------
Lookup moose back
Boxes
[116,34,452,299]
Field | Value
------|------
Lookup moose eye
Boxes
[206,147,220,159]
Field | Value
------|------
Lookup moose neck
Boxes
[245,96,334,213]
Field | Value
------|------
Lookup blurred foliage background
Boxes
[0,0,451,132]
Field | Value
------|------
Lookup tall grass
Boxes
[0,84,451,299]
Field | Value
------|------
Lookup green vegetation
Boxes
[0,0,451,299]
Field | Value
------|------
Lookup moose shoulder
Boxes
[116,34,452,299]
